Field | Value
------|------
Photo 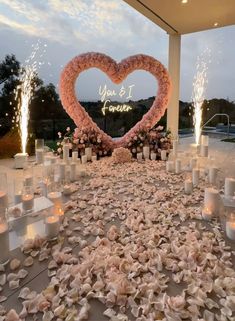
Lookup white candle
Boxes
[85,147,92,161]
[202,207,213,221]
[192,168,200,186]
[201,135,209,146]
[200,145,209,157]
[190,158,197,170]
[59,162,66,180]
[47,191,62,205]
[14,192,22,205]
[22,194,34,212]
[166,161,174,172]
[224,178,235,197]
[45,215,60,240]
[175,159,181,174]
[63,185,72,196]
[63,144,70,162]
[70,163,76,182]
[0,223,9,264]
[24,175,33,187]
[0,191,8,209]
[72,151,78,162]
[150,152,156,161]
[161,150,167,161]
[137,153,143,161]
[35,148,44,164]
[204,187,221,216]
[184,179,193,194]
[143,146,150,159]
[172,140,178,156]
[226,221,235,240]
[81,155,88,164]
[209,167,218,185]
[92,155,97,162]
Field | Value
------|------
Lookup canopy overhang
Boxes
[123,0,235,35]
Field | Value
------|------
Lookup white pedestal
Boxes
[14,153,28,169]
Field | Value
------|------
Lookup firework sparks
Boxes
[192,49,210,145]
[15,41,47,154]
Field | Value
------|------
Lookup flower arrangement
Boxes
[112,147,132,164]
[125,125,172,158]
[57,127,112,158]
[59,52,171,151]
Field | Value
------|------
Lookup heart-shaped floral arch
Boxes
[59,52,171,149]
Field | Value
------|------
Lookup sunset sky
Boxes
[0,0,235,102]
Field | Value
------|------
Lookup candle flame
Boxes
[192,50,210,145]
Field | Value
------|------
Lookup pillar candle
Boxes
[201,135,209,146]
[70,163,76,182]
[92,155,97,162]
[202,207,213,221]
[204,187,221,216]
[143,146,150,159]
[192,168,200,186]
[63,144,70,162]
[150,152,156,161]
[161,150,167,161]
[172,140,178,156]
[175,159,181,174]
[22,194,34,212]
[166,161,174,172]
[35,149,44,164]
[200,145,209,157]
[45,215,60,240]
[81,155,88,164]
[24,175,33,187]
[85,147,92,161]
[59,162,66,181]
[224,178,235,197]
[209,167,218,185]
[0,222,9,264]
[184,179,193,194]
[190,158,197,170]
[137,153,143,161]
[72,151,78,162]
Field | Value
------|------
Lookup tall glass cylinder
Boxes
[0,173,8,209]
[22,186,34,213]
[14,179,23,205]
[23,164,34,187]
[0,207,9,265]
[35,139,44,164]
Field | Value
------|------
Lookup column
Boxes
[167,34,181,138]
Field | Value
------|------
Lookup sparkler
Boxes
[192,50,210,145]
[15,41,47,154]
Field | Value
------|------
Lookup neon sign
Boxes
[98,84,135,116]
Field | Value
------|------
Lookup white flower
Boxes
[66,127,70,132]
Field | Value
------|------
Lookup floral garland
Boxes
[59,52,171,150]
[57,126,172,159]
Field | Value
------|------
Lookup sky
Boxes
[0,0,235,102]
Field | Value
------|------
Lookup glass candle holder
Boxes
[226,212,235,241]
[35,139,44,164]
[14,179,23,205]
[23,164,34,187]
[22,186,34,213]
[45,211,60,240]
[0,207,9,265]
[0,173,8,210]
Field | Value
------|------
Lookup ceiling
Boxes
[123,0,235,34]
